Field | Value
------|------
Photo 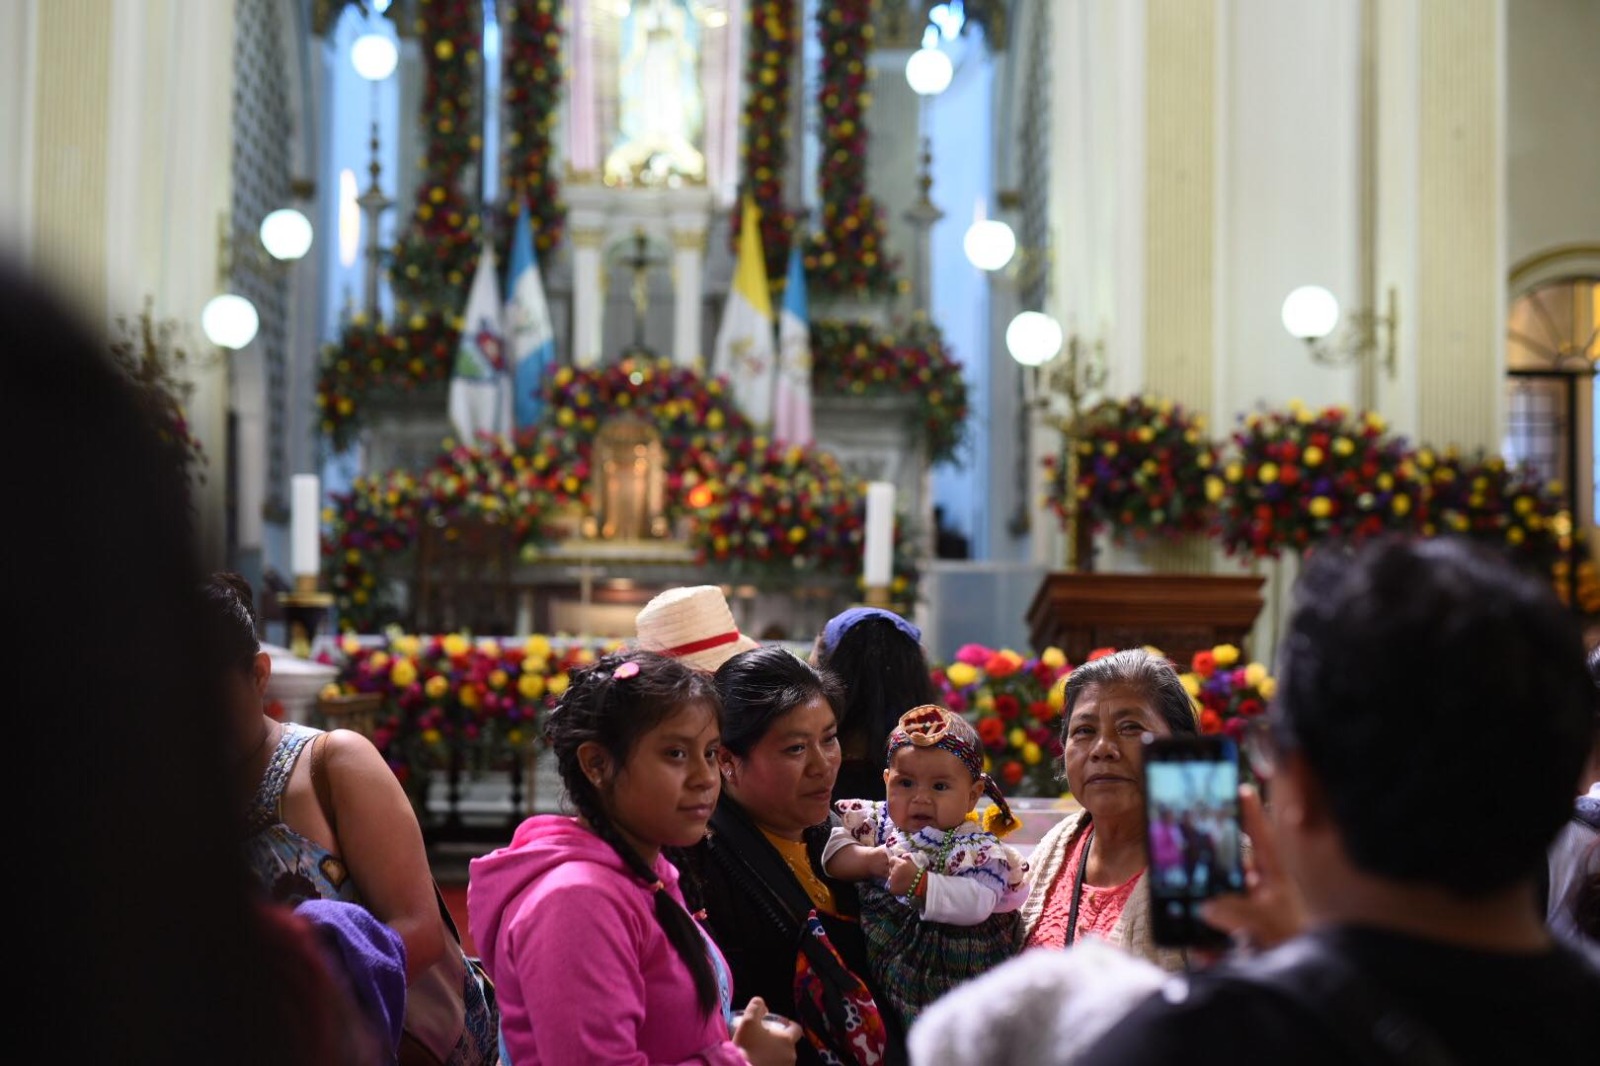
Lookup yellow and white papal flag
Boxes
[711,196,776,426]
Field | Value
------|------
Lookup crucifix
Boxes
[620,230,664,360]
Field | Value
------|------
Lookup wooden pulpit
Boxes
[1026,571,1266,666]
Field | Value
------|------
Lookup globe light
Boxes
[1281,285,1341,340]
[905,46,954,96]
[259,208,314,261]
[963,219,1017,272]
[351,32,399,81]
[1006,311,1064,367]
[201,293,260,350]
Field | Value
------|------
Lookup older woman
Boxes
[1019,648,1199,970]
[674,645,903,1066]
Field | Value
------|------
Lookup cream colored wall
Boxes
[0,0,238,568]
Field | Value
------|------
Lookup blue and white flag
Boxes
[448,243,510,443]
[774,242,814,446]
[504,208,555,430]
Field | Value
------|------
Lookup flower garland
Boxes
[502,0,565,254]
[1213,401,1422,559]
[1415,449,1566,573]
[315,308,461,450]
[933,644,1073,798]
[810,319,969,465]
[1045,395,1216,543]
[802,0,899,296]
[731,0,799,289]
[389,0,483,310]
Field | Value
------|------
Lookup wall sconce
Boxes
[201,206,315,350]
[1281,284,1398,378]
[963,209,1050,290]
[905,36,954,96]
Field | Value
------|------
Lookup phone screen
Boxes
[1143,734,1246,949]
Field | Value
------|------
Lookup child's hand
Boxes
[866,845,895,880]
[886,854,920,896]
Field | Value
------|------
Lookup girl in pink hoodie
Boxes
[469,650,801,1066]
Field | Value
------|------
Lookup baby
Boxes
[823,704,1030,1029]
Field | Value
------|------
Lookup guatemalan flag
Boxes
[773,242,814,446]
[448,242,510,443]
[504,208,555,430]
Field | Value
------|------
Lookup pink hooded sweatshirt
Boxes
[468,815,745,1066]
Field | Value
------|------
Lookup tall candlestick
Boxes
[291,474,321,578]
[863,481,896,590]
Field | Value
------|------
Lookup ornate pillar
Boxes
[669,224,706,370]
[569,221,605,366]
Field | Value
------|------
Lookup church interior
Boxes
[2,0,1597,829]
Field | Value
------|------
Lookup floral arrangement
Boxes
[321,631,615,784]
[731,0,800,289]
[1414,448,1566,573]
[1213,401,1423,559]
[389,0,484,309]
[1177,643,1276,743]
[1047,395,1216,543]
[538,358,752,465]
[316,308,461,449]
[502,0,565,255]
[810,319,970,466]
[933,644,1073,797]
[802,0,899,296]
[108,302,207,481]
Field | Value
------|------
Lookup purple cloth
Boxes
[296,898,408,1061]
[821,607,922,656]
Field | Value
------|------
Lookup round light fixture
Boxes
[259,208,314,261]
[201,293,260,350]
[905,46,954,96]
[963,219,1017,272]
[1006,311,1064,367]
[1281,285,1340,340]
[351,32,399,81]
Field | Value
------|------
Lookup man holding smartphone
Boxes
[1081,537,1600,1064]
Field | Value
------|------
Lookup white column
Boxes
[570,224,605,366]
[670,226,705,370]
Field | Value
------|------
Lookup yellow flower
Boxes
[1040,646,1066,670]
[340,634,363,656]
[946,662,979,688]
[977,694,995,712]
[1022,742,1042,765]
[1009,727,1027,750]
[1048,677,1067,711]
[1225,462,1243,483]
[547,672,570,696]
[1206,476,1225,502]
[319,683,342,701]
[1143,645,1165,660]
[425,675,450,699]
[1244,662,1267,688]
[489,668,508,691]
[518,673,545,699]
[1309,497,1332,518]
[1180,673,1201,697]
[460,685,481,710]
[368,650,390,672]
[1259,677,1278,700]
[1392,494,1411,517]
[480,639,502,659]
[1332,436,1355,457]
[442,634,470,658]
[507,728,524,747]
[1365,411,1386,432]
[423,728,442,746]
[393,635,420,659]
[390,658,417,688]
[1303,445,1325,466]
[1212,644,1240,668]
[1259,462,1280,484]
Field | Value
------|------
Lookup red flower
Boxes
[1088,647,1118,662]
[994,694,1020,721]
[1192,650,1217,678]
[977,717,1006,749]
[1000,761,1025,787]
[1199,709,1223,734]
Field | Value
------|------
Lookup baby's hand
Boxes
[886,854,920,896]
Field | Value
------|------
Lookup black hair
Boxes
[813,615,935,769]
[545,649,722,1015]
[201,571,262,675]
[1058,648,1200,744]
[1277,536,1591,896]
[713,644,845,756]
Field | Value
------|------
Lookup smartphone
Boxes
[1143,734,1247,950]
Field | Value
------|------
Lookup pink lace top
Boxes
[1024,827,1144,950]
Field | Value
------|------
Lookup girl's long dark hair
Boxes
[546,649,722,1015]
[813,616,933,766]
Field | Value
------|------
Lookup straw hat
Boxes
[635,585,760,672]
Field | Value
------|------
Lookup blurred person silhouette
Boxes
[1540,643,1600,963]
[811,607,937,802]
[4,262,383,1062]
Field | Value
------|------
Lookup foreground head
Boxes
[1058,649,1198,823]
[714,645,845,838]
[1276,537,1591,897]
[885,704,1017,835]
[812,607,936,756]
[546,649,723,1013]
[634,584,759,672]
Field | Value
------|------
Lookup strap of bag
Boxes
[1228,936,1459,1066]
[706,803,814,932]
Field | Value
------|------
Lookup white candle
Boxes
[863,481,896,588]
[291,474,321,578]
